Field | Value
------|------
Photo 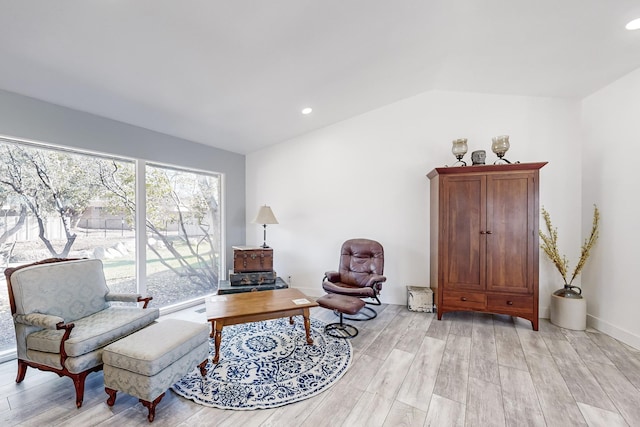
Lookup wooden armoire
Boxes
[427,162,546,330]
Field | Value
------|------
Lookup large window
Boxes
[144,164,221,306]
[0,139,222,355]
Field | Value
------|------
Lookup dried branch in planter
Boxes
[539,205,600,287]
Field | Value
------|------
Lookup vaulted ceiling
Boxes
[1,1,639,154]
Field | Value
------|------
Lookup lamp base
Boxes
[494,157,512,164]
[261,225,270,249]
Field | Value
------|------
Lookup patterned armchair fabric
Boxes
[5,258,159,408]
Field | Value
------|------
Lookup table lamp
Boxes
[253,205,278,248]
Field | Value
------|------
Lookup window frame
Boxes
[0,136,225,361]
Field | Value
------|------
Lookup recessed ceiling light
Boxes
[626,18,640,30]
[301,107,313,115]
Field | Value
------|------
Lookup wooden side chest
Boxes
[232,246,273,272]
[229,271,277,286]
[218,277,288,295]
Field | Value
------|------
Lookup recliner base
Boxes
[324,320,359,338]
[335,305,378,321]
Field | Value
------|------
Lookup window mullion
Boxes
[136,160,147,297]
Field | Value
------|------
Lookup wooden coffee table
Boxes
[206,288,319,363]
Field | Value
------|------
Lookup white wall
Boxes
[582,68,640,348]
[247,90,583,318]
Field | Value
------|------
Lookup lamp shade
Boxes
[252,205,279,225]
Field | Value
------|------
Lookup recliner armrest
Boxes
[365,274,386,288]
[324,271,340,282]
[13,312,65,329]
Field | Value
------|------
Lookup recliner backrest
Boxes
[9,258,110,323]
[338,238,384,287]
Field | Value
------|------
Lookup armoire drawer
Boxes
[487,294,533,314]
[443,290,486,310]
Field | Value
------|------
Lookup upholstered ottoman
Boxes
[316,294,365,338]
[103,319,209,422]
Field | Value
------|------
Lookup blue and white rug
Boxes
[171,317,352,410]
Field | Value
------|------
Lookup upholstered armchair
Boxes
[4,258,159,408]
[322,238,387,320]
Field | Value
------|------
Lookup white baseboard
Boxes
[540,305,550,319]
[587,314,640,350]
[294,290,639,350]
[0,349,17,364]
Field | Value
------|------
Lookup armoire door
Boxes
[441,174,486,292]
[485,171,535,294]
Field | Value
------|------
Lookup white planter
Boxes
[550,294,587,330]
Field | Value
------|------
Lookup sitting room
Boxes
[1,2,640,426]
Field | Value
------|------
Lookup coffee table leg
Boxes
[303,308,313,345]
[213,321,223,363]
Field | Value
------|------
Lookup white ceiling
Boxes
[1,1,639,154]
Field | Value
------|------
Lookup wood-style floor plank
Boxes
[424,394,465,427]
[260,396,324,427]
[469,313,500,385]
[396,336,445,412]
[465,376,505,427]
[382,400,427,427]
[576,402,630,427]
[365,348,415,401]
[587,331,640,388]
[341,390,394,427]
[499,365,546,427]
[545,339,618,413]
[300,380,363,427]
[494,319,529,372]
[525,352,587,426]
[433,334,471,404]
[1,305,639,427]
[584,361,640,426]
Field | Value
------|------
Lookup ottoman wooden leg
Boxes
[140,392,165,422]
[105,387,117,406]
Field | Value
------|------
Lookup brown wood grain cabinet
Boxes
[427,162,547,330]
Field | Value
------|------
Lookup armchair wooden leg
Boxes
[72,371,90,408]
[15,360,28,383]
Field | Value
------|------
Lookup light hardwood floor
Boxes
[1,304,640,426]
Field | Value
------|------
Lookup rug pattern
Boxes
[171,317,352,410]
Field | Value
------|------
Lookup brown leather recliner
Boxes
[322,238,387,320]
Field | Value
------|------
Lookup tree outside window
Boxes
[0,140,221,354]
